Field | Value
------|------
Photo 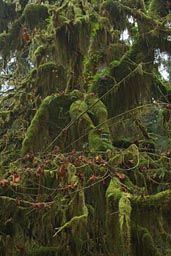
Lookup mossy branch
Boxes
[53,205,88,236]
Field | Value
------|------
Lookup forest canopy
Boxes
[0,0,171,255]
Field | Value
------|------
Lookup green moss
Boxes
[54,190,88,255]
[24,4,49,29]
[21,94,71,154]
[34,45,47,67]
[69,99,94,146]
[36,62,66,96]
[79,94,113,152]
[119,194,132,255]
[9,18,23,50]
[70,90,83,100]
[21,96,50,154]
[106,177,123,201]
[85,94,110,128]
[28,247,59,256]
[0,1,15,33]
[132,224,161,256]
[88,129,113,152]
[100,0,127,30]
[131,189,171,209]
[149,0,168,17]
[0,14,24,55]
[0,33,10,55]
[0,111,11,123]
[109,152,123,166]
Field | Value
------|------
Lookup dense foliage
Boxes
[1,0,171,255]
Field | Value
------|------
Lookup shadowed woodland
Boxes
[1,0,171,255]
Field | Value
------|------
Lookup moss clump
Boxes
[69,94,113,151]
[132,224,161,256]
[27,246,59,256]
[88,129,113,152]
[34,45,47,67]
[106,177,123,201]
[149,0,170,17]
[23,4,49,29]
[0,1,16,33]
[85,94,113,151]
[69,99,94,146]
[9,18,23,50]
[131,189,171,209]
[119,194,132,255]
[36,62,66,96]
[21,95,50,154]
[0,111,11,124]
[0,33,10,55]
[0,15,24,55]
[21,94,71,154]
[100,0,127,30]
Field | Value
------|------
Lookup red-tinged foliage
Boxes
[24,153,34,162]
[31,202,51,209]
[13,173,21,184]
[71,149,77,155]
[161,150,171,157]
[15,243,25,250]
[115,172,126,180]
[53,145,61,154]
[120,185,128,192]
[127,159,134,164]
[89,175,98,183]
[36,165,44,177]
[0,179,9,187]
[62,182,78,193]
[22,28,30,43]
[58,165,68,177]
[76,171,85,183]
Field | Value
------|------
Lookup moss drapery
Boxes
[1,0,171,255]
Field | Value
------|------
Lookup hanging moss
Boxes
[106,176,123,201]
[0,33,10,55]
[34,45,47,67]
[88,129,113,152]
[36,62,66,96]
[119,194,132,255]
[23,4,49,29]
[149,0,170,17]
[21,94,72,154]
[100,0,127,30]
[1,1,171,255]
[132,224,161,256]
[0,0,16,33]
[27,246,59,256]
[69,99,94,148]
[131,189,171,209]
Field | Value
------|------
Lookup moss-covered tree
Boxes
[1,0,171,255]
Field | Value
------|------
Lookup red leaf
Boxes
[58,165,68,177]
[0,179,8,187]
[89,175,97,183]
[115,172,126,180]
[13,173,21,183]
[32,202,45,209]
